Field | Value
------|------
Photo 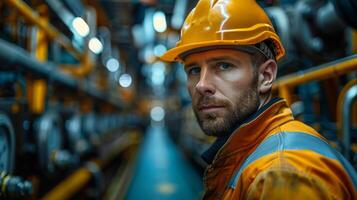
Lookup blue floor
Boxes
[125,124,203,200]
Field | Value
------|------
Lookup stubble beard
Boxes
[193,85,260,138]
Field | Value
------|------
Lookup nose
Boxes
[195,67,215,96]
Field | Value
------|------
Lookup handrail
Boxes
[337,82,357,159]
[5,0,94,77]
[337,79,357,139]
[273,55,357,104]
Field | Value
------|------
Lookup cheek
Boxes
[220,68,253,83]
[218,76,256,103]
[186,80,196,97]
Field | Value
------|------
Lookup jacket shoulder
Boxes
[226,132,357,200]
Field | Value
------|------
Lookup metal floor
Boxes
[125,124,203,200]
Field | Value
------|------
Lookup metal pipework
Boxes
[341,84,357,159]
[5,0,84,61]
[273,54,357,104]
[0,39,122,109]
[41,133,140,200]
[0,39,77,88]
[5,0,95,77]
[331,0,357,29]
[316,2,346,34]
[0,113,15,174]
[0,172,32,198]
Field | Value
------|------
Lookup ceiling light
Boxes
[106,58,120,72]
[153,11,167,33]
[119,74,132,88]
[72,17,90,37]
[153,44,167,57]
[150,106,165,122]
[88,37,103,54]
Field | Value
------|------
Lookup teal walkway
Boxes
[125,124,203,200]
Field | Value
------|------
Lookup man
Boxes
[161,0,357,199]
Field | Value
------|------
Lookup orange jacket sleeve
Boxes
[244,167,344,200]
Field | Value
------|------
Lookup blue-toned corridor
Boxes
[125,125,204,200]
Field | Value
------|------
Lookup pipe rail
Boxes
[340,84,357,159]
[273,54,357,104]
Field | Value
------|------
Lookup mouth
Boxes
[198,105,225,113]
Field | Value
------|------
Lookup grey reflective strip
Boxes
[228,132,357,189]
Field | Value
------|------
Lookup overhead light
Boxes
[150,106,165,122]
[119,74,132,88]
[72,17,90,37]
[153,44,167,57]
[106,58,120,72]
[153,11,167,33]
[151,62,166,86]
[88,37,103,54]
[171,0,188,29]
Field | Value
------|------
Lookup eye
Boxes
[186,66,201,76]
[217,62,233,70]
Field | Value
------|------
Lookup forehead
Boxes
[182,48,252,64]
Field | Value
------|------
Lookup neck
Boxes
[258,92,272,110]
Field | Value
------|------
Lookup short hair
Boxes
[250,40,276,69]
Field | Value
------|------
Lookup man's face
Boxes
[184,49,260,137]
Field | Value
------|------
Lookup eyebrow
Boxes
[184,56,242,69]
[206,56,242,64]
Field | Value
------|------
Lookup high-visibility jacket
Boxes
[201,98,357,200]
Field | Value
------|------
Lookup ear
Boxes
[257,59,277,95]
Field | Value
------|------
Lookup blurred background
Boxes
[0,0,356,199]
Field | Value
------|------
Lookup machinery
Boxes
[0,0,144,199]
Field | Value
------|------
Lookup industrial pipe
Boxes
[331,0,357,29]
[0,39,122,109]
[316,2,346,35]
[40,133,140,200]
[5,0,83,60]
[0,39,77,88]
[5,0,95,77]
[273,54,357,104]
[0,172,32,198]
[341,84,357,159]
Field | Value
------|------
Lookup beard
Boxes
[192,82,260,137]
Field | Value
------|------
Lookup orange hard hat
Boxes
[161,0,285,62]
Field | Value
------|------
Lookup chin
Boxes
[201,118,230,137]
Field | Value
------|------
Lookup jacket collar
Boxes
[201,98,293,164]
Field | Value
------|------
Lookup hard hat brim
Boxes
[161,37,285,62]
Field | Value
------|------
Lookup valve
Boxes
[0,113,15,174]
[0,172,32,198]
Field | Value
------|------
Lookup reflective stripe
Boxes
[228,132,357,189]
